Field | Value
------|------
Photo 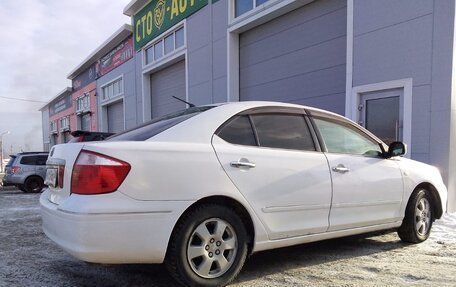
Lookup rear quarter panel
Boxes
[83,141,270,244]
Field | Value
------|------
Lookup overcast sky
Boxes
[0,0,131,155]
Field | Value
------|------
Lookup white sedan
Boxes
[40,101,447,287]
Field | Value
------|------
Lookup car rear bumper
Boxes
[3,174,23,185]
[40,189,194,264]
[1,177,15,186]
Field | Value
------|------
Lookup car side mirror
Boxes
[386,141,406,158]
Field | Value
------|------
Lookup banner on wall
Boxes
[49,94,72,116]
[72,63,97,92]
[97,37,134,77]
[133,0,208,50]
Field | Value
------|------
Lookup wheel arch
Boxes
[413,182,443,219]
[167,195,256,256]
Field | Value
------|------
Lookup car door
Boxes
[35,155,48,180]
[311,115,404,231]
[212,109,332,240]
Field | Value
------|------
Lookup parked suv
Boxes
[1,155,17,187]
[2,152,48,193]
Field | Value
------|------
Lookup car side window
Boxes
[20,156,36,165]
[313,118,382,156]
[251,114,316,151]
[36,156,48,165]
[217,116,257,146]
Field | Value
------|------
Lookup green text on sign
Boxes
[134,0,208,50]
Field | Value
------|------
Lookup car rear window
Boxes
[108,106,215,141]
[5,156,16,167]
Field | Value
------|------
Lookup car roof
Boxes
[148,101,349,143]
[85,101,383,146]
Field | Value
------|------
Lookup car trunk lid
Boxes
[45,143,84,205]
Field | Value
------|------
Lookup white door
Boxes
[313,117,404,231]
[212,112,332,240]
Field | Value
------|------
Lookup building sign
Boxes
[49,93,72,116]
[72,63,97,92]
[97,37,134,77]
[133,0,208,50]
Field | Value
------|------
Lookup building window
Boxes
[59,116,70,132]
[76,93,90,115]
[101,77,123,102]
[235,0,270,17]
[50,121,58,134]
[144,26,185,65]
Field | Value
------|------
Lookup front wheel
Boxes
[165,204,249,287]
[398,189,433,243]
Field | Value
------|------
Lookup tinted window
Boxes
[108,106,215,141]
[20,156,37,165]
[217,116,256,146]
[314,118,382,156]
[36,155,48,165]
[251,114,315,151]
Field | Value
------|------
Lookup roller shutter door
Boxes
[81,114,91,131]
[107,101,124,133]
[239,0,347,113]
[150,60,186,118]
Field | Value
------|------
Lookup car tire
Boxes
[398,189,433,243]
[24,176,44,193]
[165,204,249,287]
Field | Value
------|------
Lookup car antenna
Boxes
[172,96,196,108]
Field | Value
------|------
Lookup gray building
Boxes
[39,105,50,151]
[123,0,456,212]
[95,26,139,133]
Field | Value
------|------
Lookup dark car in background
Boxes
[69,130,114,143]
[2,152,48,193]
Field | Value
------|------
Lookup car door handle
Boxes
[332,165,350,173]
[230,159,256,169]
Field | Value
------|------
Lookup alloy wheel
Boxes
[187,218,238,279]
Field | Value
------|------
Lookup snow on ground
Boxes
[431,212,456,243]
[0,188,455,287]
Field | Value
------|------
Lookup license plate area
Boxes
[45,168,58,188]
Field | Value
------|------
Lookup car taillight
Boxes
[11,166,21,174]
[71,150,131,195]
[57,165,65,189]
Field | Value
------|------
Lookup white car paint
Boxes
[40,101,447,266]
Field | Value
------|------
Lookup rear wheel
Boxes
[24,176,44,193]
[166,204,248,287]
[398,189,433,243]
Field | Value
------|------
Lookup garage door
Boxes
[107,101,124,133]
[239,0,347,114]
[150,60,186,118]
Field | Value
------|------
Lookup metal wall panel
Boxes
[239,0,347,115]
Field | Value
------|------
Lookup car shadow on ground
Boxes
[234,230,407,284]
[43,230,410,287]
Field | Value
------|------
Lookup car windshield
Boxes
[108,106,216,141]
